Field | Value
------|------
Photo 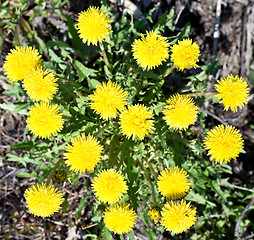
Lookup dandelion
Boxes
[148,208,160,223]
[89,81,128,120]
[204,124,244,164]
[132,31,169,70]
[92,169,128,204]
[23,66,58,101]
[157,167,191,199]
[163,94,199,130]
[104,204,137,234]
[119,104,154,140]
[3,46,42,82]
[215,74,249,112]
[77,6,112,46]
[24,183,64,218]
[161,200,196,234]
[171,39,200,71]
[26,102,64,139]
[64,134,103,173]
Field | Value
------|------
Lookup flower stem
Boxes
[132,67,141,79]
[47,157,64,185]
[162,65,176,78]
[137,159,157,203]
[183,92,217,97]
[147,161,158,181]
[99,42,112,73]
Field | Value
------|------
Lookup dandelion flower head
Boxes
[4,46,42,82]
[161,200,196,234]
[204,124,244,164]
[77,6,112,46]
[171,39,200,71]
[64,133,103,173]
[24,183,64,218]
[215,74,249,112]
[104,204,137,234]
[26,102,64,139]
[148,208,160,223]
[163,94,199,130]
[132,31,169,70]
[89,81,128,120]
[157,167,191,199]
[92,169,128,204]
[119,104,154,141]
[23,66,58,101]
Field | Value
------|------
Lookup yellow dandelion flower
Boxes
[3,46,42,82]
[132,30,169,70]
[77,7,112,46]
[23,66,58,101]
[92,169,128,204]
[119,104,154,141]
[215,74,249,112]
[64,133,103,173]
[26,102,64,139]
[24,183,64,218]
[204,124,244,164]
[157,167,191,199]
[89,81,128,120]
[171,39,200,71]
[104,204,137,234]
[161,200,196,234]
[148,208,160,223]
[163,94,199,130]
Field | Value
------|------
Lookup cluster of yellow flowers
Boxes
[149,167,196,234]
[3,5,251,235]
[3,46,64,139]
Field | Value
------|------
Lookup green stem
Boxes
[162,65,176,78]
[132,67,141,79]
[47,157,64,185]
[95,121,110,138]
[147,161,158,181]
[183,92,217,97]
[137,159,157,203]
[99,42,112,73]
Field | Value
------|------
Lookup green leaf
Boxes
[73,60,98,83]
[7,154,42,167]
[165,7,174,31]
[16,171,38,178]
[141,71,162,81]
[210,180,227,202]
[0,102,29,115]
[101,227,113,240]
[76,196,87,215]
[46,40,71,49]
[48,49,63,63]
[61,200,69,213]
[11,141,34,150]
[186,191,206,205]
[65,15,83,50]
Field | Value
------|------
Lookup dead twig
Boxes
[235,197,254,239]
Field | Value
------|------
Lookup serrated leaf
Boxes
[7,154,42,167]
[0,102,29,115]
[73,60,98,83]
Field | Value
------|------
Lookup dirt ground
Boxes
[0,0,254,239]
